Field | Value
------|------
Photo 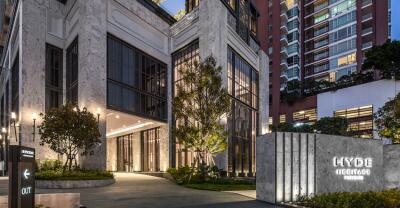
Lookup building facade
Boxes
[266,0,391,139]
[0,0,269,176]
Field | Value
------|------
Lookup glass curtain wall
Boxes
[11,54,19,116]
[66,37,78,104]
[172,40,199,167]
[107,34,167,121]
[45,44,63,110]
[141,127,160,172]
[117,134,135,172]
[227,46,258,176]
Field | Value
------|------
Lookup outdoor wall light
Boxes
[10,112,18,144]
[2,127,6,134]
[32,113,37,142]
[10,112,16,120]
[96,108,101,123]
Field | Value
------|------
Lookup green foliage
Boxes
[183,181,255,191]
[272,123,314,133]
[35,169,114,181]
[38,103,101,171]
[35,159,113,180]
[151,0,165,5]
[272,117,348,136]
[36,159,63,171]
[375,93,400,143]
[174,9,186,20]
[363,40,400,79]
[281,72,374,104]
[167,164,221,185]
[168,165,255,191]
[296,189,400,208]
[173,56,231,166]
[314,117,348,136]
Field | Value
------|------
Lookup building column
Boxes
[19,0,59,160]
[258,51,270,135]
[77,0,108,170]
[198,0,229,171]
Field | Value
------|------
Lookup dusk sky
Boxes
[161,0,400,40]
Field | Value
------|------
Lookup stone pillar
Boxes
[159,125,169,171]
[19,0,58,160]
[198,0,230,171]
[258,51,269,134]
[77,0,107,170]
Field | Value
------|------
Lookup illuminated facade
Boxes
[0,0,269,176]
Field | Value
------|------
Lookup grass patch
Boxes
[184,183,255,191]
[296,189,400,208]
[35,169,114,181]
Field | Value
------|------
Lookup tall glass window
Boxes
[45,44,63,110]
[11,54,19,116]
[107,34,167,121]
[141,127,160,172]
[172,40,199,168]
[227,46,258,176]
[66,37,78,104]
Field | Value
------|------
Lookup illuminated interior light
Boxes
[106,122,153,137]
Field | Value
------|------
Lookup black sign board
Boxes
[8,145,35,208]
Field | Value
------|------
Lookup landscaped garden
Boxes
[35,160,113,181]
[295,189,400,208]
[35,103,114,187]
[167,165,255,191]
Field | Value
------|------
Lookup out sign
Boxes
[8,145,35,208]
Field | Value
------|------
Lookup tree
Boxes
[152,0,165,5]
[272,117,348,136]
[173,56,231,167]
[375,93,400,143]
[174,9,186,21]
[363,40,400,79]
[38,103,101,171]
[314,117,348,136]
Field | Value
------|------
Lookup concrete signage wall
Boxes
[256,133,385,203]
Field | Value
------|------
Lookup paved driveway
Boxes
[0,173,279,208]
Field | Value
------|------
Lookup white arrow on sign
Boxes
[24,169,30,179]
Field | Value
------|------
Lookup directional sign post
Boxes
[8,145,35,208]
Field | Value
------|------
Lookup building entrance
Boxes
[141,127,160,172]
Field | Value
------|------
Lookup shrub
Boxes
[37,159,63,171]
[296,189,400,208]
[35,169,114,181]
[167,164,221,185]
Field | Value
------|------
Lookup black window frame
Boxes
[227,46,259,176]
[11,53,19,117]
[66,37,79,104]
[107,34,167,122]
[45,43,63,111]
[222,0,260,44]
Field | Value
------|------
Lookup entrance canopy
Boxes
[106,109,165,138]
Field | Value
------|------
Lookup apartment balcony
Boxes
[281,0,288,11]
[281,60,288,70]
[280,24,288,35]
[314,1,328,14]
[362,27,373,36]
[281,47,288,59]
[362,41,373,50]
[362,0,372,8]
[362,13,373,22]
[280,35,288,46]
[281,11,288,22]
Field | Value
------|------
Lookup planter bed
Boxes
[36,178,115,189]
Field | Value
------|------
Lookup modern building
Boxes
[266,0,391,139]
[0,0,269,176]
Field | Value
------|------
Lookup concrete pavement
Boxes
[0,173,279,208]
